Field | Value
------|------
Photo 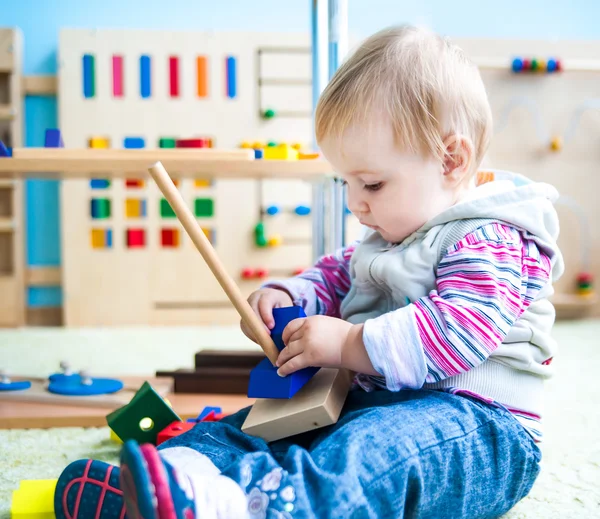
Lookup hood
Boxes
[422,169,565,280]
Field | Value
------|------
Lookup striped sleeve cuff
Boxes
[362,305,428,391]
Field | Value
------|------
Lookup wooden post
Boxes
[147,161,279,365]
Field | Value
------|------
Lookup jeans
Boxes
[158,388,541,518]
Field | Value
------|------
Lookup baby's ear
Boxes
[442,134,474,185]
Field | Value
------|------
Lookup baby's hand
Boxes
[275,315,353,376]
[241,288,293,343]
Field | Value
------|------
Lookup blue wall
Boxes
[1,0,599,307]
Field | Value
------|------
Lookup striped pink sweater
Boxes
[265,222,552,442]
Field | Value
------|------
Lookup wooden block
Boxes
[194,349,264,369]
[25,266,61,286]
[11,479,56,519]
[155,367,254,394]
[22,75,57,96]
[241,368,352,442]
[0,377,171,408]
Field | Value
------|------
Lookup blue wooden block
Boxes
[45,129,64,148]
[247,306,319,399]
[248,359,319,399]
[271,306,306,351]
[0,140,12,157]
[124,137,145,149]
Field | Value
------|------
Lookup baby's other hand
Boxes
[241,288,293,343]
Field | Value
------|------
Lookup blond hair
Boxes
[315,25,493,169]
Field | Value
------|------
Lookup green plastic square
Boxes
[160,198,176,218]
[195,198,214,217]
[91,198,111,219]
[106,381,181,444]
[159,137,176,148]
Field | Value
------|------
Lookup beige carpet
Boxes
[1,320,599,518]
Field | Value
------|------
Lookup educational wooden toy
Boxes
[156,349,265,394]
[0,28,25,328]
[1,30,600,325]
[247,306,320,399]
[55,28,363,327]
[147,160,351,440]
[0,365,170,408]
[106,381,181,445]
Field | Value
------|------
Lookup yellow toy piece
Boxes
[88,137,110,149]
[264,144,298,160]
[268,235,283,247]
[549,136,563,152]
[11,479,57,519]
[110,428,123,443]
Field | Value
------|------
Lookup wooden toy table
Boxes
[0,376,254,429]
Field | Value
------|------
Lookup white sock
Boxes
[159,446,249,519]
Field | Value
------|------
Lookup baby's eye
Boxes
[364,182,383,192]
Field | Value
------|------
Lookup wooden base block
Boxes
[0,377,171,408]
[241,368,352,442]
[155,367,252,394]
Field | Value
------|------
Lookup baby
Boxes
[55,25,563,519]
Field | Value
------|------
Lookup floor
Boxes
[0,320,599,518]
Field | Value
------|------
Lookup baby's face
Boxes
[319,118,458,244]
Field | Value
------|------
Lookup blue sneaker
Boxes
[119,440,196,519]
[54,458,126,519]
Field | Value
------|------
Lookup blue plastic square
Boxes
[0,140,12,157]
[45,129,64,148]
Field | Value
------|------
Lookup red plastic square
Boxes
[156,421,195,446]
[161,228,179,248]
[127,228,146,248]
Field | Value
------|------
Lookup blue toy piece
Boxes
[547,58,557,72]
[0,380,31,391]
[48,373,124,396]
[247,306,320,399]
[294,205,311,216]
[187,406,223,423]
[266,205,280,216]
[511,58,524,73]
[0,140,12,157]
[44,129,64,148]
[254,149,263,159]
[124,137,145,149]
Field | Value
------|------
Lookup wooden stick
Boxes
[148,161,280,364]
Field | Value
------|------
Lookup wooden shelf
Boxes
[0,148,333,179]
[551,293,598,310]
[0,104,15,121]
[0,217,14,232]
[0,180,15,188]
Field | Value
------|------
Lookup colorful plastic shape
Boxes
[159,137,176,148]
[124,137,145,149]
[194,198,214,217]
[254,148,263,159]
[0,371,31,392]
[156,421,195,445]
[264,144,298,160]
[90,198,111,219]
[126,229,146,248]
[106,381,181,445]
[45,129,64,148]
[12,479,56,519]
[47,372,123,396]
[247,306,319,399]
[0,140,12,157]
[294,205,311,216]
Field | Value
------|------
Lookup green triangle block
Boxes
[106,381,181,445]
